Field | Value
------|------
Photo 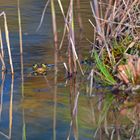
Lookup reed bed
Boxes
[58,0,84,76]
[38,0,84,77]
[37,0,140,89]
[89,0,140,88]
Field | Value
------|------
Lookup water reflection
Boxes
[0,73,14,139]
[67,75,79,140]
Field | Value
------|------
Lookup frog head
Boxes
[32,63,47,75]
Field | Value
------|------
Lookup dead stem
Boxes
[0,29,4,58]
[0,12,14,74]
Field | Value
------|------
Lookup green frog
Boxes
[32,64,47,75]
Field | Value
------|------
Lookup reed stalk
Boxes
[17,0,25,99]
[0,12,14,74]
[69,0,77,74]
[50,2,58,140]
[0,53,5,71]
[0,29,6,71]
[0,29,4,58]
[58,2,70,50]
[18,2,26,138]
[57,0,84,75]
[17,0,23,55]
[51,0,58,44]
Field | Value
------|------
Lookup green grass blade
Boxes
[94,51,116,85]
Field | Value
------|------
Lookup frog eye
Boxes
[33,64,38,69]
[41,64,47,68]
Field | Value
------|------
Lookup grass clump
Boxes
[94,51,116,85]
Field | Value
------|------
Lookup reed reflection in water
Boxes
[0,73,14,140]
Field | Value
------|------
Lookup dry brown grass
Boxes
[117,54,140,84]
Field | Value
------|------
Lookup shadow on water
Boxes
[0,0,139,140]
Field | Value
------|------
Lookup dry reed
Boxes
[0,12,14,74]
[0,29,6,71]
[58,0,84,75]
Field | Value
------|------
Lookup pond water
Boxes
[0,0,140,140]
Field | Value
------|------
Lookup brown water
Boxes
[0,0,139,140]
